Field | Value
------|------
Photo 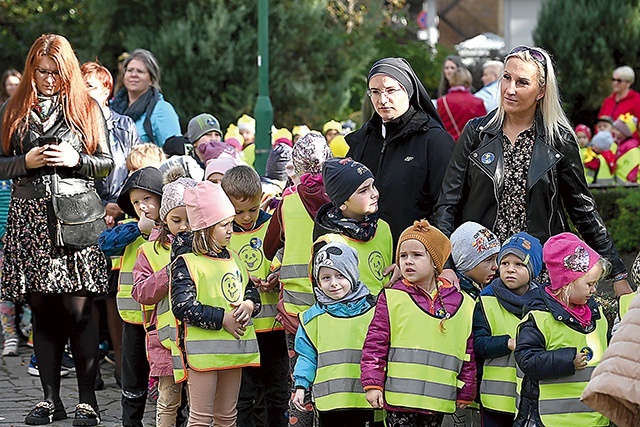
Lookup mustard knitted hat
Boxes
[396,220,452,275]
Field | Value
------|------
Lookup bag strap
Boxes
[442,96,461,137]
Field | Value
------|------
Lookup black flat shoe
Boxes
[25,401,67,425]
[73,403,100,426]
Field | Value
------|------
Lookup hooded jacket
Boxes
[435,110,626,277]
[347,108,454,246]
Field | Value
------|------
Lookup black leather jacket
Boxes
[0,103,113,198]
[435,111,625,276]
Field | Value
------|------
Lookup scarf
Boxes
[111,87,159,144]
[317,204,379,242]
[491,279,538,318]
[544,285,592,327]
[31,94,62,134]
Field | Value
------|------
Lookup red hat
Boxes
[543,232,601,291]
[574,124,592,140]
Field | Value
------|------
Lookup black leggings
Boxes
[28,292,99,410]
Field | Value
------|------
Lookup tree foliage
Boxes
[534,0,640,125]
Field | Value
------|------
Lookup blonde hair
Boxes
[487,46,574,146]
[614,66,635,84]
[193,226,224,255]
[551,258,610,305]
[126,143,166,172]
[450,67,473,88]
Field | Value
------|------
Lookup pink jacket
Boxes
[132,242,173,377]
[582,293,640,427]
[361,278,477,411]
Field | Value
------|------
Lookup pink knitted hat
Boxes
[184,181,235,231]
[543,232,601,290]
[204,156,238,180]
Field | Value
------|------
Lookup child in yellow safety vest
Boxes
[612,113,640,183]
[99,166,164,426]
[472,232,542,427]
[361,220,477,427]
[314,157,394,297]
[514,233,610,427]
[221,165,289,427]
[131,167,196,427]
[293,239,381,427]
[170,181,261,427]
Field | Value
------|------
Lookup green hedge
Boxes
[592,186,640,252]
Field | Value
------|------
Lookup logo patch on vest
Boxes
[239,238,264,273]
[221,270,243,303]
[580,346,593,362]
[368,251,384,281]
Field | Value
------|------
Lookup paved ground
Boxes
[0,343,155,426]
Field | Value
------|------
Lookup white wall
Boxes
[503,0,544,50]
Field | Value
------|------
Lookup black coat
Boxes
[435,111,625,276]
[0,102,113,196]
[346,107,454,245]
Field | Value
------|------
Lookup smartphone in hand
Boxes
[37,136,60,146]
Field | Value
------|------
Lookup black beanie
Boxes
[322,158,374,207]
[116,166,164,218]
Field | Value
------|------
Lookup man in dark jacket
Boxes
[347,57,455,246]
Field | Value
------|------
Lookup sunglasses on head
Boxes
[509,45,547,68]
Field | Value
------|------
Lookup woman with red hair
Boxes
[0,34,113,425]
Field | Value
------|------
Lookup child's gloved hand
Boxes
[137,212,155,235]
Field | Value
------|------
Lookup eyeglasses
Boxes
[34,67,60,80]
[509,46,547,68]
[367,87,404,99]
[612,78,626,83]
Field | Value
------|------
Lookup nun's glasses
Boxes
[367,86,404,99]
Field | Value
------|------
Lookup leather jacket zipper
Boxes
[377,139,389,173]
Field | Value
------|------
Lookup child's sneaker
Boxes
[28,354,70,377]
[2,336,18,356]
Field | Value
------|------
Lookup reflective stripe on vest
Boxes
[384,288,474,413]
[117,235,153,324]
[301,306,375,411]
[619,292,636,319]
[280,192,314,315]
[519,309,609,427]
[228,219,283,332]
[616,146,640,182]
[478,295,521,414]
[179,252,260,371]
[138,242,175,347]
[341,220,393,296]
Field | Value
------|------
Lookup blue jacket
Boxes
[135,93,180,147]
[98,221,142,257]
[293,295,375,389]
[95,110,141,205]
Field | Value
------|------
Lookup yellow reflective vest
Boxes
[478,295,521,414]
[117,235,154,325]
[384,288,475,413]
[616,145,640,183]
[280,191,315,315]
[171,252,260,383]
[618,292,636,320]
[228,220,282,333]
[301,304,375,411]
[341,220,393,296]
[519,309,609,427]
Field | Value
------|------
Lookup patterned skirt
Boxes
[1,196,108,302]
